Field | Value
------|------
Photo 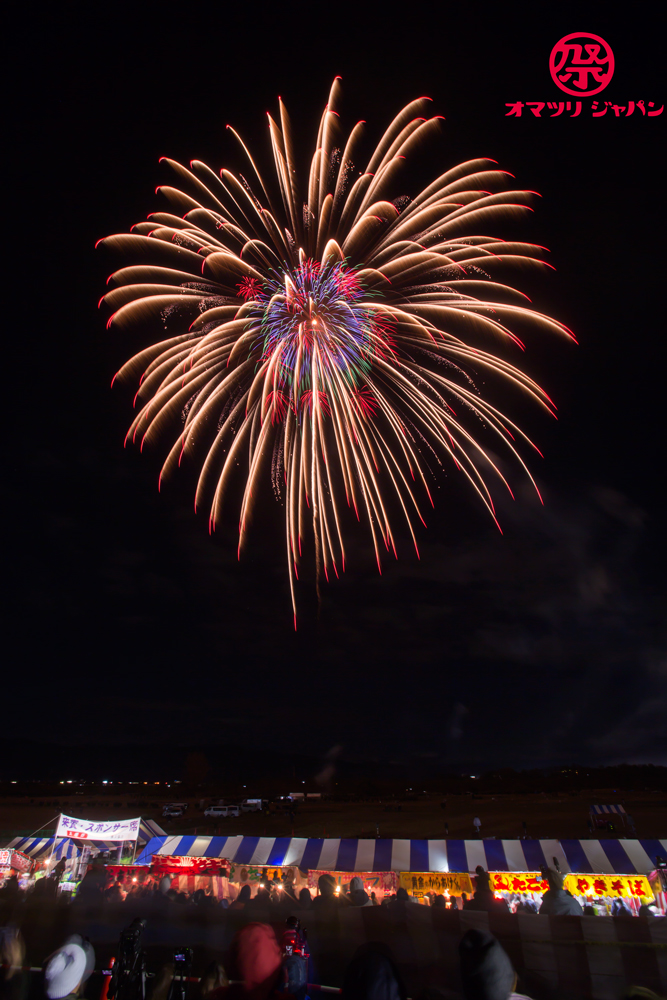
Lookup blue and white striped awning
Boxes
[139,818,166,842]
[132,836,667,875]
[3,836,81,860]
[591,805,626,815]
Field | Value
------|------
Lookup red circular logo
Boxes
[549,32,615,96]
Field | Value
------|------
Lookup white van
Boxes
[241,799,263,812]
[205,804,240,818]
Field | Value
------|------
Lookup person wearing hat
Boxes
[538,868,583,916]
[44,944,88,1000]
[459,929,533,1000]
[463,867,509,913]
[347,877,372,907]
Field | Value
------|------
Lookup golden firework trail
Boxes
[100,79,574,624]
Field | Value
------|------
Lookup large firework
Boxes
[100,79,573,622]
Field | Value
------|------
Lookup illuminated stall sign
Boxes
[309,870,399,893]
[491,873,549,893]
[231,864,302,886]
[151,855,229,876]
[490,872,651,898]
[564,874,651,899]
[0,849,32,874]
[399,872,473,897]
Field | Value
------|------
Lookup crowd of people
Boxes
[0,866,664,1000]
[0,862,663,919]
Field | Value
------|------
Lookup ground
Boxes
[1,790,665,842]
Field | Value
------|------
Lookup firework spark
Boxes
[100,79,574,623]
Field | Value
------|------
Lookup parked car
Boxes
[241,798,263,812]
[162,802,188,817]
[204,804,240,818]
[163,806,185,818]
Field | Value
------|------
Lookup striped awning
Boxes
[132,836,667,875]
[3,836,81,860]
[591,804,626,815]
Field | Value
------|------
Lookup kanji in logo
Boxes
[549,33,615,97]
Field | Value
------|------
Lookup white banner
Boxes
[56,814,141,842]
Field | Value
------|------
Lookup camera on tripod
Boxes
[108,919,147,1000]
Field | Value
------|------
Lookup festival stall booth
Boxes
[3,815,167,889]
[133,835,401,901]
[396,837,663,914]
[0,848,33,887]
[133,834,666,912]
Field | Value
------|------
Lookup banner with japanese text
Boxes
[151,855,229,875]
[490,871,651,898]
[309,870,399,893]
[56,814,141,842]
[564,874,651,899]
[400,872,473,896]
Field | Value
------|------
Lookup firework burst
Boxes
[100,79,574,623]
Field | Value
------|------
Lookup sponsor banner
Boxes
[309,870,399,893]
[151,855,229,876]
[400,872,473,897]
[56,814,141,842]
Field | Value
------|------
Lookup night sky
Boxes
[4,3,664,773]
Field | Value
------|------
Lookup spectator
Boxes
[341,944,407,1000]
[459,928,532,999]
[210,923,284,1000]
[464,868,509,913]
[347,877,372,907]
[230,885,252,910]
[297,888,312,909]
[611,899,633,917]
[538,868,583,917]
[199,962,229,999]
[313,874,346,910]
[0,927,27,1000]
[44,944,87,1000]
[473,817,481,837]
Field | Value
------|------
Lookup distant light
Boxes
[102,781,108,785]
[67,780,73,784]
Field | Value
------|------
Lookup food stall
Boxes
[399,868,654,913]
[309,869,398,901]
[0,848,33,886]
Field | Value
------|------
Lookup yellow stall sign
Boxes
[491,873,548,893]
[563,874,651,899]
[490,872,651,899]
[400,872,473,897]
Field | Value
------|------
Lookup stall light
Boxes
[132,877,137,882]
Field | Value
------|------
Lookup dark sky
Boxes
[3,3,665,773]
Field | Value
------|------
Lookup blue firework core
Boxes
[248,260,379,413]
